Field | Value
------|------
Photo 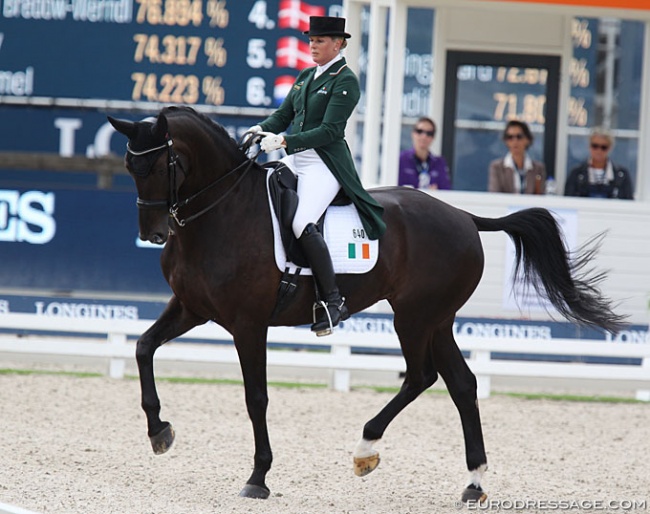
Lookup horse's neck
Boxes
[182,159,269,229]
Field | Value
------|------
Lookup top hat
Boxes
[303,16,351,38]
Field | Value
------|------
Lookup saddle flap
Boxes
[266,162,309,267]
[281,189,298,228]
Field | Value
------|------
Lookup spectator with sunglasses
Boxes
[564,128,634,199]
[488,120,546,194]
[398,117,451,190]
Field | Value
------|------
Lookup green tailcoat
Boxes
[259,58,386,240]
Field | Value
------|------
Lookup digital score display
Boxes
[0,0,342,109]
[456,63,549,126]
[454,17,596,128]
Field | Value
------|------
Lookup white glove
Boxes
[259,132,285,152]
[242,125,262,144]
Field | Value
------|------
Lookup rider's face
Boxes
[309,36,342,66]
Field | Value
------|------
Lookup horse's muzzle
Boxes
[138,210,171,245]
[140,231,168,245]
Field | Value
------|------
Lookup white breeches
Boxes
[281,149,341,238]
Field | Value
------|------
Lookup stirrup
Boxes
[311,298,348,337]
[312,300,333,336]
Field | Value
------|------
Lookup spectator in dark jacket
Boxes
[565,128,634,199]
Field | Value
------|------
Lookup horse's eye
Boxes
[128,154,161,177]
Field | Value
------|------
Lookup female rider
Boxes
[250,16,385,335]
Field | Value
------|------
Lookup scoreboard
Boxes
[0,0,342,111]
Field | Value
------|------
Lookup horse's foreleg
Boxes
[234,324,273,499]
[136,295,205,454]
[354,316,438,477]
[432,326,488,503]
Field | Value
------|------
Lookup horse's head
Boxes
[110,107,253,245]
[108,112,182,245]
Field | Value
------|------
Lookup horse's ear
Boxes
[107,116,137,138]
[152,114,169,140]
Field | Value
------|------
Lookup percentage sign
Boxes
[570,58,590,88]
[571,19,592,49]
[202,76,225,105]
[205,37,227,67]
[207,0,229,28]
[568,97,588,127]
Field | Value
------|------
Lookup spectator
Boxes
[564,128,634,199]
[398,117,451,190]
[488,120,546,194]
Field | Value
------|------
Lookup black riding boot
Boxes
[298,223,350,336]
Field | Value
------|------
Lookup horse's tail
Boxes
[471,207,626,333]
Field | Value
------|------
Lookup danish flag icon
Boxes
[276,37,313,70]
[277,0,325,32]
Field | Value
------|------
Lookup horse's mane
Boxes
[161,106,246,163]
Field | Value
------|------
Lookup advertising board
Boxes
[0,185,171,294]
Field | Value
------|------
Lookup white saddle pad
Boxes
[266,170,379,275]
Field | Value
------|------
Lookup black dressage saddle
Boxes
[266,161,350,268]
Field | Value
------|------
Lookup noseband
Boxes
[126,136,254,227]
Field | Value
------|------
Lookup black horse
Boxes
[108,106,623,503]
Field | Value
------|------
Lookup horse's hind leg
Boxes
[432,322,488,503]
[136,295,205,454]
[353,312,438,476]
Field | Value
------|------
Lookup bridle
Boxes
[126,135,255,227]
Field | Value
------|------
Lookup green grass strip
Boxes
[496,391,645,404]
[1,368,645,404]
[133,375,327,389]
[0,368,102,378]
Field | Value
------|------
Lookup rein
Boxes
[127,136,256,227]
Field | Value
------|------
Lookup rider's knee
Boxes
[295,221,318,239]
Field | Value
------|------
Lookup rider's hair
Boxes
[335,37,348,50]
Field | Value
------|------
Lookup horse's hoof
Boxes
[353,453,380,477]
[461,484,487,503]
[150,423,175,455]
[239,484,270,499]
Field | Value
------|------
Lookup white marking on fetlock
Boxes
[353,437,381,477]
[353,437,379,458]
[467,463,488,488]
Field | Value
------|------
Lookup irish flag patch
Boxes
[348,242,371,260]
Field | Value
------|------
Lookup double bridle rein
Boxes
[126,135,255,227]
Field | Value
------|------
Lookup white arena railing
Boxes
[0,312,649,401]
